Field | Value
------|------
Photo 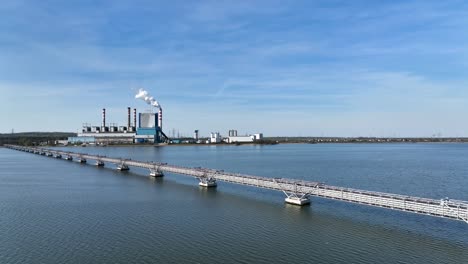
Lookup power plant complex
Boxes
[68,88,262,145]
[69,88,168,144]
[69,107,168,144]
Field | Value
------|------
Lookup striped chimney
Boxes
[158,108,162,130]
[102,108,106,128]
[127,107,131,128]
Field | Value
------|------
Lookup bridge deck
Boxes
[6,145,468,224]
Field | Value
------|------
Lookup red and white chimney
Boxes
[158,108,162,130]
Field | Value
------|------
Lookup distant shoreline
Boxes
[2,133,468,147]
[52,141,468,148]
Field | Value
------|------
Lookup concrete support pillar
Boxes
[285,196,310,206]
[95,160,105,167]
[117,162,129,171]
[198,177,217,187]
[272,179,312,206]
[150,169,164,177]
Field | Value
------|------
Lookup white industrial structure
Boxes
[139,112,157,128]
[228,130,238,137]
[227,133,263,143]
[209,132,222,143]
[206,131,264,144]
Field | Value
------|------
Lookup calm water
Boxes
[1,143,467,263]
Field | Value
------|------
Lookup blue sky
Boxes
[1,0,468,137]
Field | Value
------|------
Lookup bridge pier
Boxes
[117,162,129,171]
[198,176,217,187]
[66,155,73,161]
[95,160,105,167]
[285,195,310,206]
[150,169,164,177]
[273,179,312,206]
[77,156,86,163]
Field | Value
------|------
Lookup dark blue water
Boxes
[1,144,467,263]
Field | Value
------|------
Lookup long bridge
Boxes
[6,145,468,224]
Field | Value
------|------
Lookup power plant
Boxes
[70,107,168,144]
[68,88,262,145]
[69,88,168,144]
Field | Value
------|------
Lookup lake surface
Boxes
[1,143,467,263]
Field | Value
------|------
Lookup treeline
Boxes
[0,132,76,146]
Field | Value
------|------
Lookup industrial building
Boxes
[226,133,263,143]
[135,111,166,143]
[68,97,262,145]
[209,132,222,143]
[203,130,264,144]
[223,130,263,143]
[70,107,168,144]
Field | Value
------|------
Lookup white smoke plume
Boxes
[135,88,161,109]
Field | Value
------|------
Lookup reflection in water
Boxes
[198,186,218,197]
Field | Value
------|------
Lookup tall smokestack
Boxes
[102,108,106,128]
[133,108,137,128]
[127,107,131,129]
[158,108,162,130]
